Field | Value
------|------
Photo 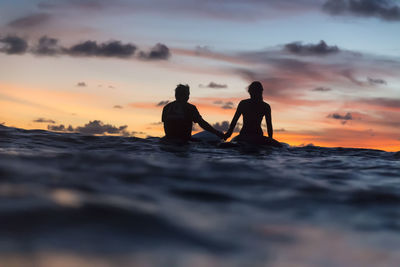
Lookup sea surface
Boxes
[1,124,400,267]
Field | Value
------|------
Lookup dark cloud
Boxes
[75,120,128,135]
[221,101,234,109]
[48,124,73,132]
[212,100,235,109]
[139,43,171,60]
[67,40,137,58]
[368,77,387,85]
[275,128,286,132]
[312,87,332,92]
[131,131,146,136]
[0,35,28,54]
[284,40,340,55]
[199,82,228,89]
[34,118,56,123]
[328,112,353,124]
[0,35,172,60]
[77,82,87,87]
[323,0,400,21]
[48,120,129,135]
[7,13,51,28]
[156,100,170,106]
[113,105,123,109]
[32,36,61,55]
[212,121,240,132]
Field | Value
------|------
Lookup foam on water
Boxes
[1,125,400,267]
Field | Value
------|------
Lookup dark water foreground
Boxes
[1,125,400,267]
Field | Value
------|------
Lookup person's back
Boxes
[162,101,201,141]
[161,84,224,142]
[239,99,269,136]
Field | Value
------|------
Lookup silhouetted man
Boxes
[162,84,224,141]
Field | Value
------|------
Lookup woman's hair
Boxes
[248,81,263,101]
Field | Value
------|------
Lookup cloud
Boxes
[113,105,123,109]
[32,36,61,55]
[211,121,240,132]
[67,40,137,58]
[76,82,87,87]
[322,0,400,21]
[358,97,400,110]
[328,112,353,124]
[156,100,170,106]
[231,40,400,100]
[0,35,171,60]
[195,45,212,54]
[75,120,127,134]
[139,43,171,60]
[131,131,146,136]
[48,124,73,132]
[199,82,228,89]
[368,77,387,85]
[312,87,332,92]
[284,40,340,55]
[7,13,51,28]
[212,100,234,109]
[33,118,56,123]
[48,120,129,135]
[0,35,28,54]
[275,128,286,132]
[36,0,319,21]
[221,101,234,109]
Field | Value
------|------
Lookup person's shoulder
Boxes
[263,101,271,110]
[186,102,198,110]
[163,101,175,108]
[239,99,251,105]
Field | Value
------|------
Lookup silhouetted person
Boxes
[224,81,281,147]
[162,84,224,141]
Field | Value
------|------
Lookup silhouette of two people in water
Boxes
[162,81,281,146]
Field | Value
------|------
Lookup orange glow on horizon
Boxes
[1,83,399,152]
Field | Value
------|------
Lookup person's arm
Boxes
[161,105,168,135]
[198,119,224,138]
[265,104,273,139]
[225,103,242,139]
[193,105,224,138]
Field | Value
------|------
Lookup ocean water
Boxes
[1,124,400,267]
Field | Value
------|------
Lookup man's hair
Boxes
[175,84,190,100]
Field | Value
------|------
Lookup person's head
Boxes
[248,81,263,101]
[175,84,190,102]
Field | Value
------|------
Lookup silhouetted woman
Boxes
[224,81,281,147]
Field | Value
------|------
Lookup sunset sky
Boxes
[1,0,399,151]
